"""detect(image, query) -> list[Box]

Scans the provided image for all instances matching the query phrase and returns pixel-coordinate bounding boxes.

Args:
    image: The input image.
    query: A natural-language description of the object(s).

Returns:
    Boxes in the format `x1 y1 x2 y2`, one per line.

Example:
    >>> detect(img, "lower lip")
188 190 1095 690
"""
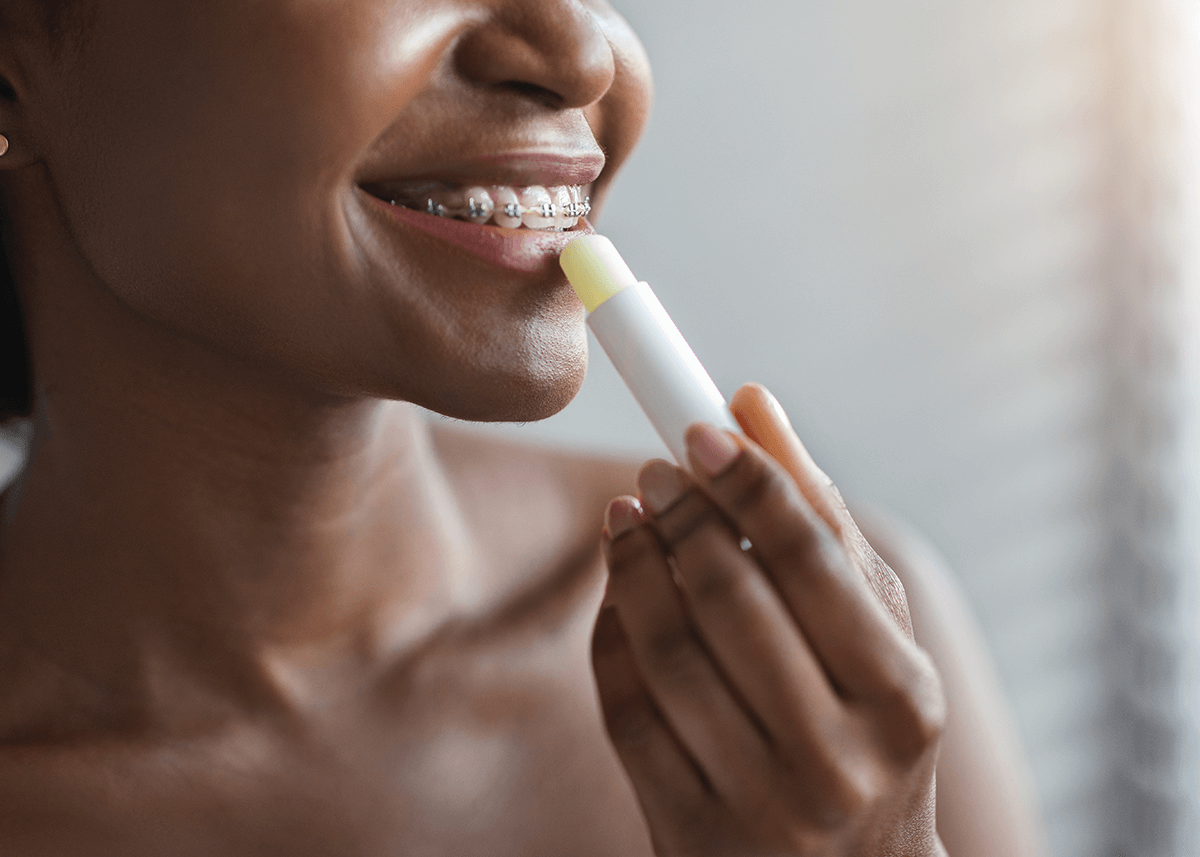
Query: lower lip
368 195 595 274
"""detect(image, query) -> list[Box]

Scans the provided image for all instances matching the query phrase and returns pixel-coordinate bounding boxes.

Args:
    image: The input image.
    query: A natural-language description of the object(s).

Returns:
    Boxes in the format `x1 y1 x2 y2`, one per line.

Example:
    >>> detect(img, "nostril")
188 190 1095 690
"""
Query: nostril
453 5 616 110
500 80 563 109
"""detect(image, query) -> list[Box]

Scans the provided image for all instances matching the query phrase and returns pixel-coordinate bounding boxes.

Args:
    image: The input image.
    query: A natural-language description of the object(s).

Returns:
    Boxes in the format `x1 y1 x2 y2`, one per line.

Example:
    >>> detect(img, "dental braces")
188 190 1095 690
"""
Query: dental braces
388 195 592 229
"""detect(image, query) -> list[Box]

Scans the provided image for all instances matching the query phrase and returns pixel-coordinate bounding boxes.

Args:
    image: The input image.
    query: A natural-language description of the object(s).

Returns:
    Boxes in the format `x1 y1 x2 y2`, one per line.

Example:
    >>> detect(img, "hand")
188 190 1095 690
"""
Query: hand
592 383 947 856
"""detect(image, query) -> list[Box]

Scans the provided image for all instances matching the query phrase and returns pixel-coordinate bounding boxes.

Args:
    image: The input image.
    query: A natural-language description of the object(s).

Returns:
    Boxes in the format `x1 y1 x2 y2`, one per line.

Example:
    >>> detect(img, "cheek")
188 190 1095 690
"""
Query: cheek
32 4 373 369
40 1 369 328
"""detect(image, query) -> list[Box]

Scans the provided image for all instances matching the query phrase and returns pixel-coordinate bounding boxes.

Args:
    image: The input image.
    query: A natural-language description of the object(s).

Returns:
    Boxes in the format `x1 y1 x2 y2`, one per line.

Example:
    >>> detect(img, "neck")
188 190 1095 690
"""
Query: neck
0 191 478 728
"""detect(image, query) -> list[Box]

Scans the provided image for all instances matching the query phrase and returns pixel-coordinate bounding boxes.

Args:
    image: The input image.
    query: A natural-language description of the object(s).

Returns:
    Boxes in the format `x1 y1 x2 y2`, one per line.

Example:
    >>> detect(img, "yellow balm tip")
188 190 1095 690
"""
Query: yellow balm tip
560 235 638 312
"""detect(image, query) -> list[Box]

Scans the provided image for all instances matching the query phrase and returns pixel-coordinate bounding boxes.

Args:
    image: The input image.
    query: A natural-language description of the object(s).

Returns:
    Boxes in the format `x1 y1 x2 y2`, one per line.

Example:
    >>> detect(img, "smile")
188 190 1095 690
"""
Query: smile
365 182 592 232
363 189 595 275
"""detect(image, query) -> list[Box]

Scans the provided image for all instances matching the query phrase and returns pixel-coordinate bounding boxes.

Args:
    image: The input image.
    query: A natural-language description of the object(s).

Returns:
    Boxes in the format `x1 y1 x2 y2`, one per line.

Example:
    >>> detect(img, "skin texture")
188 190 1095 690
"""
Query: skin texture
0 0 1044 854
595 388 946 856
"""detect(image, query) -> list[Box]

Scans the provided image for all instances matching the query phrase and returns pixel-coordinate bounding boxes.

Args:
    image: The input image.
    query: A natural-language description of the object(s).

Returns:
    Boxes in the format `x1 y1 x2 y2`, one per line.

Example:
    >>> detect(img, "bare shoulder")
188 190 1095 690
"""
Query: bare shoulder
431 421 638 498
853 506 1049 857
429 422 641 609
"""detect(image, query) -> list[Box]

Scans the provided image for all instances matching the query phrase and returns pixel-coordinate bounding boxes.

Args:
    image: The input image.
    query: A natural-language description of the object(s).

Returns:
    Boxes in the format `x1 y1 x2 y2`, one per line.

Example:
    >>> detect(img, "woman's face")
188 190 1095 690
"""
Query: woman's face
11 0 651 421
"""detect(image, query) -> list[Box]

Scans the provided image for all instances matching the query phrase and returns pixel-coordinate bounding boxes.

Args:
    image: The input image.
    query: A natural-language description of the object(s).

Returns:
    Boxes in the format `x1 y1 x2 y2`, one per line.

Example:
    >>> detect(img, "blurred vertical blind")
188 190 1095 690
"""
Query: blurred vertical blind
1103 3 1194 855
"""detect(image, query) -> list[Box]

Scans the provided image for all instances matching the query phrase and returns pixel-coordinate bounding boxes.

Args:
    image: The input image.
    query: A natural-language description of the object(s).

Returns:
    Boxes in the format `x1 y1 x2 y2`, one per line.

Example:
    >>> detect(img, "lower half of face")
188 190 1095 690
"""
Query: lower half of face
19 0 648 423
64 165 594 423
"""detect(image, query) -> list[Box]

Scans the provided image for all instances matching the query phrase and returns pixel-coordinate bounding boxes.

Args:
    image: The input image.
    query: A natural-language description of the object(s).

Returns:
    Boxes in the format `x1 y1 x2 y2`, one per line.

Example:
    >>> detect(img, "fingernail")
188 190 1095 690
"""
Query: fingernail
604 496 644 540
637 460 690 515
686 423 742 477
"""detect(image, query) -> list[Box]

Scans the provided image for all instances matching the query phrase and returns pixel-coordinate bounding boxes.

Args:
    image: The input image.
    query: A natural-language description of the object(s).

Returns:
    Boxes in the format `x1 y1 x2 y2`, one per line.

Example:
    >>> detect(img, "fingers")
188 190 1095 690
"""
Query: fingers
679 426 933 713
730 382 847 535
635 461 846 773
600 497 791 820
730 383 913 632
591 605 712 822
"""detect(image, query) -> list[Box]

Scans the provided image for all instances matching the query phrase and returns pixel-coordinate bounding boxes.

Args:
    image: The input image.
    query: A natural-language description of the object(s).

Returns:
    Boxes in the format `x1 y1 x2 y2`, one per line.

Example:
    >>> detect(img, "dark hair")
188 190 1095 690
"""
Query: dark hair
0 0 88 422
0 226 30 420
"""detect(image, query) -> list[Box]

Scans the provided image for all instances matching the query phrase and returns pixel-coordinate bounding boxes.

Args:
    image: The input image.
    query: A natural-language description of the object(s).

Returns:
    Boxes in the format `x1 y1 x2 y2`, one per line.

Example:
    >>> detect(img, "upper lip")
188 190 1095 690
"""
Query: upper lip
359 149 606 198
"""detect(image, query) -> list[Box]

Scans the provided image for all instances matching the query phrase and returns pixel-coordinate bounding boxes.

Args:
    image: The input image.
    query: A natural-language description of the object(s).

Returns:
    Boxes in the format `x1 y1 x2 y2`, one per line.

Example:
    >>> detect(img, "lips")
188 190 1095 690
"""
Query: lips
358 150 604 274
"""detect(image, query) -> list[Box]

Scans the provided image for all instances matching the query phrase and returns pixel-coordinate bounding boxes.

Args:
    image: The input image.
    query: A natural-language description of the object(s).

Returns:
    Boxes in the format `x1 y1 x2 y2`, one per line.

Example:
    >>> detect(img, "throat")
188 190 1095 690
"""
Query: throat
0 400 482 722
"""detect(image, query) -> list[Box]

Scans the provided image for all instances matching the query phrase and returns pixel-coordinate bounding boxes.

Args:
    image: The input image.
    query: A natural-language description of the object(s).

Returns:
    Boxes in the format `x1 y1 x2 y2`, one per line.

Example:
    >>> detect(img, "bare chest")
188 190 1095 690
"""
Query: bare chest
0 634 653 856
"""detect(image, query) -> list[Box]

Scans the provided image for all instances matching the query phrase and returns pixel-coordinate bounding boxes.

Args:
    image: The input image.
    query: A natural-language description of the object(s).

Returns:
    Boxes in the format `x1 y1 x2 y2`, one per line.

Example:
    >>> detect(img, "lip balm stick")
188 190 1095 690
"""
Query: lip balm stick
560 235 740 467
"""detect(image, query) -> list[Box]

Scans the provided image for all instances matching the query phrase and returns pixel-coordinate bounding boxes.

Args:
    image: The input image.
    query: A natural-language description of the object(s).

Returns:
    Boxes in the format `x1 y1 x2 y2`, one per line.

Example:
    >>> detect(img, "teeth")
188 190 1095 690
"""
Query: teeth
463 186 494 224
553 186 578 230
385 183 591 231
491 186 524 229
520 186 555 230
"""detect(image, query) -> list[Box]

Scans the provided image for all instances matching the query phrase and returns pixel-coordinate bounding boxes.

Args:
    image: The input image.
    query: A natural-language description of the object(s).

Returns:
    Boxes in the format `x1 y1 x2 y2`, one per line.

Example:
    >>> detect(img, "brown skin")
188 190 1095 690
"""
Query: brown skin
0 0 1042 854
594 388 946 856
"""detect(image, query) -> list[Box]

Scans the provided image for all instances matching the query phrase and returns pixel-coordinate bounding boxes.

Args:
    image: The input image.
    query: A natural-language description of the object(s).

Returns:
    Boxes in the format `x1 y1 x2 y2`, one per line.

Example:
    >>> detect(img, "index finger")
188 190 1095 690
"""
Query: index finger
683 422 924 704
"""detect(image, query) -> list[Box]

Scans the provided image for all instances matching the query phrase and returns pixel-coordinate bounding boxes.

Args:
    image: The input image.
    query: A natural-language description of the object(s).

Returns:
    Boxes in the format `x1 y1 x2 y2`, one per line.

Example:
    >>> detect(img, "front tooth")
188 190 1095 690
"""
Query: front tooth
552 187 577 230
567 186 584 219
520 186 555 230
463 186 494 224
491 186 523 229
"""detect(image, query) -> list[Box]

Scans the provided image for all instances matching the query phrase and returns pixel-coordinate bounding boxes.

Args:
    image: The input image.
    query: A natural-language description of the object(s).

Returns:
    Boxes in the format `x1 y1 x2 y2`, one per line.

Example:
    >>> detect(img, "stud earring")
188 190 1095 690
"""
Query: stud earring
0 136 10 157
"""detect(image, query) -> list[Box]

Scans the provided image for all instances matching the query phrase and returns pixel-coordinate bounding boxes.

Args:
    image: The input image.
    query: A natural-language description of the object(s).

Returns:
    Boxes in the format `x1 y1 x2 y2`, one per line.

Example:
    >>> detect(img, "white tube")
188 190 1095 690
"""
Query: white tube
587 282 740 466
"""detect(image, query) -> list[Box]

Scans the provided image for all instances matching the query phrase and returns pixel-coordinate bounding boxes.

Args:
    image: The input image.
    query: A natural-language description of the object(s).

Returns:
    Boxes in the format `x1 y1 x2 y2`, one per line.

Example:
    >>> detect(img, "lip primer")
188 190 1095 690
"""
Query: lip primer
559 235 740 467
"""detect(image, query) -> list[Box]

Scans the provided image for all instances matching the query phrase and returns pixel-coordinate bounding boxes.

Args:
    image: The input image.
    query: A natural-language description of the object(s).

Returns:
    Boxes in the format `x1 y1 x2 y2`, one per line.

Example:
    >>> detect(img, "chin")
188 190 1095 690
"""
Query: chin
429 343 589 425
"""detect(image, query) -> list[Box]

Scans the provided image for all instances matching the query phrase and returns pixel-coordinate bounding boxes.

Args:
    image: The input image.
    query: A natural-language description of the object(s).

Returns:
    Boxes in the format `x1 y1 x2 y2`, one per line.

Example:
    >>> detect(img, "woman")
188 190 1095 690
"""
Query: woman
0 0 1042 854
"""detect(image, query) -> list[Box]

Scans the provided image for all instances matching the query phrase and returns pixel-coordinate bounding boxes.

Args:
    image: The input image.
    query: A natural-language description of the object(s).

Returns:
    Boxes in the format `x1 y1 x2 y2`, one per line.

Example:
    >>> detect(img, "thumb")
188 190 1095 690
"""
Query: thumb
730 383 913 633
729 382 848 536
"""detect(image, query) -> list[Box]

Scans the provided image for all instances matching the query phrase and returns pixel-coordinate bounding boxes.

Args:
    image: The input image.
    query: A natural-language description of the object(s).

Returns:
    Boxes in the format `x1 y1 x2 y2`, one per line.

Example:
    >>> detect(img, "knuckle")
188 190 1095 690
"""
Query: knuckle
832 768 876 824
813 766 874 829
719 451 793 518
687 560 746 606
603 526 657 573
793 748 875 830
653 493 726 550
768 519 846 594
643 624 705 685
738 777 821 852
785 520 843 570
604 699 662 751
880 652 946 758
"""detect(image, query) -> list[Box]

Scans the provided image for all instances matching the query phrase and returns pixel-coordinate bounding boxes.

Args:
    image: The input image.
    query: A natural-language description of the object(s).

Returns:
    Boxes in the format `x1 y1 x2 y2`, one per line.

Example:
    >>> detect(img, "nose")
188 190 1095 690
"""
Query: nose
454 1 617 109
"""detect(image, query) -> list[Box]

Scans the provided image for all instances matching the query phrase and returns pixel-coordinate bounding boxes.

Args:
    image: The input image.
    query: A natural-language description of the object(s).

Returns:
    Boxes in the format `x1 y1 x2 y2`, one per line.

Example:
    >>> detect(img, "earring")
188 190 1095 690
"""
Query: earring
0 136 10 157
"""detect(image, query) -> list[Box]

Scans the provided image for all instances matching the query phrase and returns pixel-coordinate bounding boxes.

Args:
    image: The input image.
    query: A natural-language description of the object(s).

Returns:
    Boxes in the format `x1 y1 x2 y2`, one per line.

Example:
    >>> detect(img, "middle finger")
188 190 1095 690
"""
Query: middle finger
603 504 788 818
636 461 848 782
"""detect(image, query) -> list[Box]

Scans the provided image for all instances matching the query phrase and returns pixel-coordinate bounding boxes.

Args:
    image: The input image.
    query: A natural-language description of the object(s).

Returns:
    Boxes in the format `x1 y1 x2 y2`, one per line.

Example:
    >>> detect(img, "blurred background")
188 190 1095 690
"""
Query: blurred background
2 0 1198 854
493 0 1200 854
